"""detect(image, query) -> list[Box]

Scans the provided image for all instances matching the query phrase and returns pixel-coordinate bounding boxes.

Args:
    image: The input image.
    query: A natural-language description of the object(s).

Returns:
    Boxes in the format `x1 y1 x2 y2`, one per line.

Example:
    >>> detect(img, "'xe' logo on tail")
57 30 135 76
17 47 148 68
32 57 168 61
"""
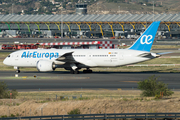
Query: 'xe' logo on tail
140 35 153 44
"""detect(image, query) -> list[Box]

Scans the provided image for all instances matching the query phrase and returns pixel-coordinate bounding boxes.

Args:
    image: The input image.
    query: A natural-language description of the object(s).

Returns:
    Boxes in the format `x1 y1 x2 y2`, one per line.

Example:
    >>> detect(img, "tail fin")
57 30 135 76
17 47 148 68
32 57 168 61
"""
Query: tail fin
128 21 161 52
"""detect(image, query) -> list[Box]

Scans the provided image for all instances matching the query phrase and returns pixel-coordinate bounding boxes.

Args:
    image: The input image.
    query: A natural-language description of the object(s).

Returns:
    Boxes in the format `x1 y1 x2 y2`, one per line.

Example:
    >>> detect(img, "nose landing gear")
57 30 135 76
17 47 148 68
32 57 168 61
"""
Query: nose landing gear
14 66 20 73
16 70 20 73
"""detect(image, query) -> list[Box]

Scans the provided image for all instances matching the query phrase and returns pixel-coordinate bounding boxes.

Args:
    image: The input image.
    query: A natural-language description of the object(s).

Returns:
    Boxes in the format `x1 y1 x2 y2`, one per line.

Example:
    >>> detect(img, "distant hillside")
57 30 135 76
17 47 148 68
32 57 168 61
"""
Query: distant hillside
88 0 180 14
0 0 179 15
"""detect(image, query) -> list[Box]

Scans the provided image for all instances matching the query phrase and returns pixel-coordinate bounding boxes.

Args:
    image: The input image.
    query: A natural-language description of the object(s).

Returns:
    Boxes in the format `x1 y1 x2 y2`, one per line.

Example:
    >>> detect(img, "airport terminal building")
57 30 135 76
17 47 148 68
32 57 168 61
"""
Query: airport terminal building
0 14 180 39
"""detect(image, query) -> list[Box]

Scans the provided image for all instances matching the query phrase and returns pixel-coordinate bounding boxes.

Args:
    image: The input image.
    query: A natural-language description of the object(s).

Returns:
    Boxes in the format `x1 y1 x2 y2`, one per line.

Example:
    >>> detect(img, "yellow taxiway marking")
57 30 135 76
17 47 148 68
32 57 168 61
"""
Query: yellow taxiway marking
22 76 27 78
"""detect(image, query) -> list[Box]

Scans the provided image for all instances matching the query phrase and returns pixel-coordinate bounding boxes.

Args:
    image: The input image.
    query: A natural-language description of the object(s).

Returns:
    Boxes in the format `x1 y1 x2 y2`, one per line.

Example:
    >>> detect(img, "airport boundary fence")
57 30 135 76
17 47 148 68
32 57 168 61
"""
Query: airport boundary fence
17 94 140 101
1 113 180 120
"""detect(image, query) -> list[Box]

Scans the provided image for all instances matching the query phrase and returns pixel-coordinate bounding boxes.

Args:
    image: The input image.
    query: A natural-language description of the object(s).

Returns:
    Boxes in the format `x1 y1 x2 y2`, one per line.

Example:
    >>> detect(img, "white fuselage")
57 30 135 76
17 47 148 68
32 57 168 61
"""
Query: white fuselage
3 21 161 73
3 49 155 68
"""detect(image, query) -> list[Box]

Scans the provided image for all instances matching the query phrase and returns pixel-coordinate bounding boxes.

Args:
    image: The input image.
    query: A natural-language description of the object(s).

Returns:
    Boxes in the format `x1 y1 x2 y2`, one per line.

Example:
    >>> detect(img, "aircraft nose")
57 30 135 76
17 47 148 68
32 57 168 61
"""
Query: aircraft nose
3 58 9 65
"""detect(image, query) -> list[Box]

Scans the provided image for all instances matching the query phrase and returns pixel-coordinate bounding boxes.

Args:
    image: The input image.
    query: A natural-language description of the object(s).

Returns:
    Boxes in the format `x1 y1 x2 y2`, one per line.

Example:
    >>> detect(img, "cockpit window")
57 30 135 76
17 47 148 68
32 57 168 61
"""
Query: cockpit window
8 55 10 57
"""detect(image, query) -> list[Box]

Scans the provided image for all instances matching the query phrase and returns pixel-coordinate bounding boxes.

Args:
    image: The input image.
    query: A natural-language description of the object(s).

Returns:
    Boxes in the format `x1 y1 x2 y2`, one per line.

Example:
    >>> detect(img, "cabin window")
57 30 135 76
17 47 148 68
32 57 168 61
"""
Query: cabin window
8 55 10 57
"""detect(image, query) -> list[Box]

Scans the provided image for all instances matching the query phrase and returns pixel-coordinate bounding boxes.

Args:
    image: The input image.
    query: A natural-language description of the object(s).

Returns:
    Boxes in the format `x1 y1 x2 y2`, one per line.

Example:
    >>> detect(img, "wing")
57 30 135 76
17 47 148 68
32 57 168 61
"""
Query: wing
55 51 86 70
56 51 76 63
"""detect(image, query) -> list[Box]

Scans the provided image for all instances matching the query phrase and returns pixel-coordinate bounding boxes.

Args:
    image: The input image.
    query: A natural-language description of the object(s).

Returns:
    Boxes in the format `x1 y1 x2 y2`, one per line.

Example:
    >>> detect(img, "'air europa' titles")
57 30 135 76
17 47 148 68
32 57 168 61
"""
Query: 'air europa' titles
21 51 59 59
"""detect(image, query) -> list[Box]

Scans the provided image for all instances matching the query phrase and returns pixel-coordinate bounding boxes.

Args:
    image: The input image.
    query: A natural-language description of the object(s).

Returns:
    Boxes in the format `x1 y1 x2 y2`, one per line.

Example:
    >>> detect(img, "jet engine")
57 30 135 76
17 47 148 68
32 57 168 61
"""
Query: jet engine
36 60 56 72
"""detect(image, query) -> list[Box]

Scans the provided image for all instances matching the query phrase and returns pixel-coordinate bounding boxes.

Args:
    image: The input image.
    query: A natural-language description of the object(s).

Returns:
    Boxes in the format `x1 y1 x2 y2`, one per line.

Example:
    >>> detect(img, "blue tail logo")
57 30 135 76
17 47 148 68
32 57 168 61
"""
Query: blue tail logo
129 21 161 52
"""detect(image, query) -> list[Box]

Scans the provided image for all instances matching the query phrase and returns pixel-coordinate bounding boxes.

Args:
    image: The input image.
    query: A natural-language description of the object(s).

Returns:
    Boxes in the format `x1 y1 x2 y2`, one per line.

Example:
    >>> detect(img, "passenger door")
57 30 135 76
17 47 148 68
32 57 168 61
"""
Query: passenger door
119 52 124 60
87 53 91 60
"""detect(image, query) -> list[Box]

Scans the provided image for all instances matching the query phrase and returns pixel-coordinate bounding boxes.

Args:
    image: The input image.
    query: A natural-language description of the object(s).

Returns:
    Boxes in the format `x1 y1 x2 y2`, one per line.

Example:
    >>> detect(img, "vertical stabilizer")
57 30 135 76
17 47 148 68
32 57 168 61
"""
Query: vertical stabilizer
128 21 161 52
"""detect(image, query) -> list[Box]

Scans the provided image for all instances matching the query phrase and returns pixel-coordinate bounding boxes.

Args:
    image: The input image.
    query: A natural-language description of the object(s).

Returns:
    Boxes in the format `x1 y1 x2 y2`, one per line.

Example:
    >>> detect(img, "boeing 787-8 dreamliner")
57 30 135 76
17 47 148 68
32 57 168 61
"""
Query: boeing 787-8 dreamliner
3 21 161 74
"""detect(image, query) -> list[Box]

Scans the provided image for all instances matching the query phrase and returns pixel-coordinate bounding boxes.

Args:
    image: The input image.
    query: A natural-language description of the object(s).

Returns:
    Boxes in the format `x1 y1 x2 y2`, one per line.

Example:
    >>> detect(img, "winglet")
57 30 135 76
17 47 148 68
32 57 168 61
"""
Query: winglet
128 21 161 52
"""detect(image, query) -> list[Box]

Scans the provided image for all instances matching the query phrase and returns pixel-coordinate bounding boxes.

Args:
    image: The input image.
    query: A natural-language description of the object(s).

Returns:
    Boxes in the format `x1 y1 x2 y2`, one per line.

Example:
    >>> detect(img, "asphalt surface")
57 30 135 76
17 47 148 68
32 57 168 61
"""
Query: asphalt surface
0 38 180 46
0 71 179 91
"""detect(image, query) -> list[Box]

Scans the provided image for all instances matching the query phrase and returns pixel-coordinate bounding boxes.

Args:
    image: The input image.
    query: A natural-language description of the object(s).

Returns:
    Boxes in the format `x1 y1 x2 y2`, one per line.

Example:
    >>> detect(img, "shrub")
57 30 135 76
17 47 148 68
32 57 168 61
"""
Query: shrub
0 81 18 99
138 75 174 97
68 108 81 117
155 94 162 99
10 114 15 117
10 89 18 99
0 81 8 99
59 96 64 100
79 97 90 100
1 115 7 118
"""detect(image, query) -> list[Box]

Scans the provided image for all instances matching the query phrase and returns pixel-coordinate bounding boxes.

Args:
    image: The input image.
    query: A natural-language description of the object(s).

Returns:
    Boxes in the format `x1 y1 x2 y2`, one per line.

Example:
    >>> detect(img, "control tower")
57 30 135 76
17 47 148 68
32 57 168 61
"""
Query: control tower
76 3 87 15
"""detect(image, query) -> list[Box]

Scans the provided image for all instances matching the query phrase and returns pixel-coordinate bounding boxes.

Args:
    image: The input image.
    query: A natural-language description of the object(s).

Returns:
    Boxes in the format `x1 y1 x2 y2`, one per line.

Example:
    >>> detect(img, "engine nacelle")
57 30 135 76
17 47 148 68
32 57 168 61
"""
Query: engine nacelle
36 60 56 72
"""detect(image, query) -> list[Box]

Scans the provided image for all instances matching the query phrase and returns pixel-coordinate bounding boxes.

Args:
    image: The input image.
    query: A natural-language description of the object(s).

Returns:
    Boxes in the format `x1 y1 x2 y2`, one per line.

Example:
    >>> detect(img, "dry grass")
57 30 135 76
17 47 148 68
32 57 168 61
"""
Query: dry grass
17 90 141 101
92 66 180 73
152 45 180 49
1 90 180 117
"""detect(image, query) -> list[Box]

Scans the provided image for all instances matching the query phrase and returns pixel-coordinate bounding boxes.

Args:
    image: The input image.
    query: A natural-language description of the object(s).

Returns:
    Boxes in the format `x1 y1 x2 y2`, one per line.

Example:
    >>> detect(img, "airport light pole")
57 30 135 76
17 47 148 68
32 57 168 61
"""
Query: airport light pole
153 1 154 22
12 3 14 14
61 3 63 38
97 2 99 14
118 6 120 14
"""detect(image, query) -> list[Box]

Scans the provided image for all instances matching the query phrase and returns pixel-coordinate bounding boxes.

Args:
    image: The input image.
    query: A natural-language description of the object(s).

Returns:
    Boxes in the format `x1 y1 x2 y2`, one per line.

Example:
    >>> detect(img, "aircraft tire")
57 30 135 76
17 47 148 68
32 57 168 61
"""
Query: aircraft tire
74 70 79 74
83 70 87 73
89 70 92 73
83 70 92 73
16 70 20 73
70 70 74 74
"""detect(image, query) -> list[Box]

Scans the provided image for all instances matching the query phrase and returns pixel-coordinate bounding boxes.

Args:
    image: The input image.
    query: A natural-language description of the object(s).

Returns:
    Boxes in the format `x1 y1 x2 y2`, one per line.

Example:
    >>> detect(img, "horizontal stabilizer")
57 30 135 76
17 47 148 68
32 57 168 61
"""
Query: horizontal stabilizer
157 52 172 55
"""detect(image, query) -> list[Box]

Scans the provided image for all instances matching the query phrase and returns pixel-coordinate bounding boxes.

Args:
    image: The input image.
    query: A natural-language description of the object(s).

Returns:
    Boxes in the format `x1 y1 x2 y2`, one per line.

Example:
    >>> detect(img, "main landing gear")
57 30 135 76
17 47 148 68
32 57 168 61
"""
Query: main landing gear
69 64 93 74
70 68 93 74
83 68 92 73
70 69 79 74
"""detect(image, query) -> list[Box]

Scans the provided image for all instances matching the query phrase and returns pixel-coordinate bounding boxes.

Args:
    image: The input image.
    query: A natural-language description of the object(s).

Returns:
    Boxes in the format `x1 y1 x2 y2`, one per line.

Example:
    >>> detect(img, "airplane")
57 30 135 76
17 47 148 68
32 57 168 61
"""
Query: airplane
3 21 161 74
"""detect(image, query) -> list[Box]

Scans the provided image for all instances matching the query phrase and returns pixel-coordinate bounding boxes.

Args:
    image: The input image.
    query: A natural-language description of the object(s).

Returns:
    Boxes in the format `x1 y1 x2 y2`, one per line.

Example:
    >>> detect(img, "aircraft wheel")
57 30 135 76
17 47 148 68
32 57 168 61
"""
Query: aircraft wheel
70 70 74 74
89 70 92 73
83 70 87 73
74 70 79 74
16 70 20 73
83 70 92 73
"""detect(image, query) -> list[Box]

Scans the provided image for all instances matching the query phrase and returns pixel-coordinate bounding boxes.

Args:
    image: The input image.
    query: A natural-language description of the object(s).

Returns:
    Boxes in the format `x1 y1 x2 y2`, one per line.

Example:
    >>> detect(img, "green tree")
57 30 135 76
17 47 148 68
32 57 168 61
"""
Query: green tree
138 75 174 97
17 12 21 15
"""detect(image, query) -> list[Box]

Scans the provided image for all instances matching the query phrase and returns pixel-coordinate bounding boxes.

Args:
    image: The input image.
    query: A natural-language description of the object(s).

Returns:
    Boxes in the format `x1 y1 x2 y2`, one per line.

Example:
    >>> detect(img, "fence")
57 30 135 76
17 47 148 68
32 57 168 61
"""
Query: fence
17 94 137 101
1 113 180 120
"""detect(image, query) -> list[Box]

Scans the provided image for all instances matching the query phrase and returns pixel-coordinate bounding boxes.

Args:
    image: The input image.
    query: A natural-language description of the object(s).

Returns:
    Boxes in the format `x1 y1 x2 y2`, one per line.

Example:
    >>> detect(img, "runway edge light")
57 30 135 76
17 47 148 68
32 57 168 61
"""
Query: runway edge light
15 74 18 77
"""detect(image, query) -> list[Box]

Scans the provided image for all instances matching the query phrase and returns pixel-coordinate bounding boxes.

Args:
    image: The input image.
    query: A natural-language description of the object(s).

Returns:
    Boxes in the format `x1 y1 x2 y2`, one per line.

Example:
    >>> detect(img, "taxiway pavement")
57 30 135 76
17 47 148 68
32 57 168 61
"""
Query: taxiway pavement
0 71 179 91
